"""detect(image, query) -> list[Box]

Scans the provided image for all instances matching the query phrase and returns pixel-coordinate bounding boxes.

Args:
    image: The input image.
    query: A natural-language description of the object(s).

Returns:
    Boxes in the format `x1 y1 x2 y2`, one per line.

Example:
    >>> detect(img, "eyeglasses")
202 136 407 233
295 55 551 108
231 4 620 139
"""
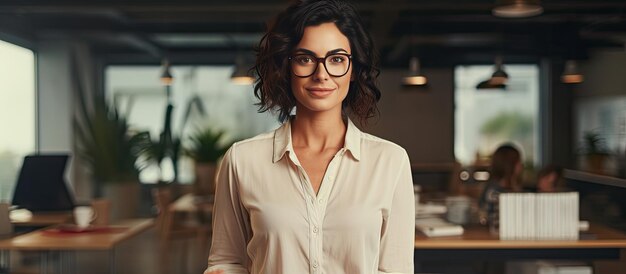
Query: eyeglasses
289 53 352 78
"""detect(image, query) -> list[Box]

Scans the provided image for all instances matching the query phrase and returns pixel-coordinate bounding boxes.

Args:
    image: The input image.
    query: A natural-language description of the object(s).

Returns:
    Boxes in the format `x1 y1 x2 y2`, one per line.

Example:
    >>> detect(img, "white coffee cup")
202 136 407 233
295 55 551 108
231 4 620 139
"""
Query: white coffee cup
445 196 471 225
74 206 96 228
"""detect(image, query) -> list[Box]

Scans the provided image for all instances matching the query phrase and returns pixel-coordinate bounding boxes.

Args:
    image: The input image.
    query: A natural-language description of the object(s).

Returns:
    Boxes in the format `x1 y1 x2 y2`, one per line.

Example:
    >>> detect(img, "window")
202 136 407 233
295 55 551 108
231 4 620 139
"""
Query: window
454 65 540 167
105 65 279 184
0 40 36 201
575 96 626 172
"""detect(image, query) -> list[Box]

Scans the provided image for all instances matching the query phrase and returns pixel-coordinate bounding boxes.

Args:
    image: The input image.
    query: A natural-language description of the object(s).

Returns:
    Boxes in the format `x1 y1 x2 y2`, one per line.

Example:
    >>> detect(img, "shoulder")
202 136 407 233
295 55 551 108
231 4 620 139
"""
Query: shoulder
224 129 276 162
360 132 409 159
233 130 275 148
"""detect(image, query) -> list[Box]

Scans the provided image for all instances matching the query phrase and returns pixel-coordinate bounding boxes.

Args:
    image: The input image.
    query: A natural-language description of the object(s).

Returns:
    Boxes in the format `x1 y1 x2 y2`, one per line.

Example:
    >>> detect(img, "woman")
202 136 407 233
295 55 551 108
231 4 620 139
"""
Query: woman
535 164 564 193
479 144 523 226
205 0 415 273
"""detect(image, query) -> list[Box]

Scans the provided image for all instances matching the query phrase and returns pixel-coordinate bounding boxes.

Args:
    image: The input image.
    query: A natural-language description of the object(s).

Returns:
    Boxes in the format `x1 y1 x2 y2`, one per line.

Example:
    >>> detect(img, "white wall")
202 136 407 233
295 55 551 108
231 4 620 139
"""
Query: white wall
37 40 93 202
37 41 73 152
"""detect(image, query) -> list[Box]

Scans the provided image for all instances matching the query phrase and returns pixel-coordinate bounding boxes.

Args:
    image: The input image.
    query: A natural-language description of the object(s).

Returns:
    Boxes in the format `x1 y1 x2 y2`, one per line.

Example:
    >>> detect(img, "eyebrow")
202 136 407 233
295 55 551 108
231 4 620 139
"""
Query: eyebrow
293 48 350 56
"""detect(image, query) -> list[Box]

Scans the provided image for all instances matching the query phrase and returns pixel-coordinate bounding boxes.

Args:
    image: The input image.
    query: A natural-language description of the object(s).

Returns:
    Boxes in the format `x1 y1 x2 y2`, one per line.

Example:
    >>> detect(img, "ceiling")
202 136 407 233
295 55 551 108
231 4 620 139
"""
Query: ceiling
1 0 626 66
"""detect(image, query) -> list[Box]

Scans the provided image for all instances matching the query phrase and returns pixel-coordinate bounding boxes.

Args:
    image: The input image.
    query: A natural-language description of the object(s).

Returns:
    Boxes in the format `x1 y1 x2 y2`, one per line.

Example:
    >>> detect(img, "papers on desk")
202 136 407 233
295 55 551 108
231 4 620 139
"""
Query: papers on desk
415 217 464 237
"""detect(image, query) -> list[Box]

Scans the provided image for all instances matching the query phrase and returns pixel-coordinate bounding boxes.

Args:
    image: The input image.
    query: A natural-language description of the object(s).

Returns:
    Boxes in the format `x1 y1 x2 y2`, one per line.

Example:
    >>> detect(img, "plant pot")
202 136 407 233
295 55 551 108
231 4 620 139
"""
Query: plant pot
585 154 608 175
194 162 217 196
102 182 140 221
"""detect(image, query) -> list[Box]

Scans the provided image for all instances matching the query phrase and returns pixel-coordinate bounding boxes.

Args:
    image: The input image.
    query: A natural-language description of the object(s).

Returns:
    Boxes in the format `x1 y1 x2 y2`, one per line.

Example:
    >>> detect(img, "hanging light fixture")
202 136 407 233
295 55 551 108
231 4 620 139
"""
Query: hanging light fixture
489 56 509 85
476 79 506 89
402 57 428 86
493 0 543 18
160 59 173 86
561 60 584 84
231 54 254 85
476 56 508 90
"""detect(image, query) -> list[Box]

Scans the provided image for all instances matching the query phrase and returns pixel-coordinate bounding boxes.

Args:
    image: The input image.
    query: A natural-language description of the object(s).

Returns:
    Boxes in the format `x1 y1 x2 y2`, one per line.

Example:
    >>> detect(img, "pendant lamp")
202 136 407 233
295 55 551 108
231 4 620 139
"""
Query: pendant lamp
160 59 173 86
561 60 584 84
493 0 543 18
476 56 508 89
231 54 254 85
402 57 428 86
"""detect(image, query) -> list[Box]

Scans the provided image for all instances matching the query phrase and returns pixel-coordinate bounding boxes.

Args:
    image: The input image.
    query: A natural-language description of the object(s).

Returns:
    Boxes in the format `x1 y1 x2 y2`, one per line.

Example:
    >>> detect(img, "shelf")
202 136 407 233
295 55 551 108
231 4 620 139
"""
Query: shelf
563 169 626 189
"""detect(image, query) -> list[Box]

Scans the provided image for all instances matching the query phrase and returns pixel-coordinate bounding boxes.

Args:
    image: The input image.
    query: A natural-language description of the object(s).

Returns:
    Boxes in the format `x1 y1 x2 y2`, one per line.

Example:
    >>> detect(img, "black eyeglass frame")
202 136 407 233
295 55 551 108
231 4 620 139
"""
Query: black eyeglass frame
288 53 353 78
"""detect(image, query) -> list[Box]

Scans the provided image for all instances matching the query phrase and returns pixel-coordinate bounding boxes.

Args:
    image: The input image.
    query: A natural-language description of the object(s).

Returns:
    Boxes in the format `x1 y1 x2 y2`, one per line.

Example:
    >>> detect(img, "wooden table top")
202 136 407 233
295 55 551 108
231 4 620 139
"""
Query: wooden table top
0 218 153 251
415 224 626 249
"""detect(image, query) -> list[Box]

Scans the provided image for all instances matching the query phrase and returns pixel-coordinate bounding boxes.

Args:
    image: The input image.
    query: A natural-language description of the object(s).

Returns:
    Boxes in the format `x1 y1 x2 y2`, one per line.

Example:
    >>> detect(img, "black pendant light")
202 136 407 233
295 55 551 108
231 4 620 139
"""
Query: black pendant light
160 59 173 86
476 56 508 90
402 57 428 86
230 54 254 85
561 60 584 84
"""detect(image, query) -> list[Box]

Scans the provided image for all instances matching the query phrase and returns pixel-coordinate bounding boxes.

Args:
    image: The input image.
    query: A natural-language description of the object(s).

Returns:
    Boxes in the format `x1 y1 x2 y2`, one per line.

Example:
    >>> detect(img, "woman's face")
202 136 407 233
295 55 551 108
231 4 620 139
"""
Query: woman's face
290 22 352 116
514 160 523 177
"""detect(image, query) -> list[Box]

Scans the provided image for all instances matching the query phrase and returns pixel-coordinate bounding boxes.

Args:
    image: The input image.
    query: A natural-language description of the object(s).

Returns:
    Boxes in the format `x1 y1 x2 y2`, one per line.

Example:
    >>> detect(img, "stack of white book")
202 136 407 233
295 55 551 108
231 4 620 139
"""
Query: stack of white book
499 192 579 240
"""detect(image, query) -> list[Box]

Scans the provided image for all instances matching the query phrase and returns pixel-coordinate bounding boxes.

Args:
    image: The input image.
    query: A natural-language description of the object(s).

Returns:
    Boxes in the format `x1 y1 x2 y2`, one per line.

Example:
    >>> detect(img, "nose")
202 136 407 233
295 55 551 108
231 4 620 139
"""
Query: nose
312 60 329 81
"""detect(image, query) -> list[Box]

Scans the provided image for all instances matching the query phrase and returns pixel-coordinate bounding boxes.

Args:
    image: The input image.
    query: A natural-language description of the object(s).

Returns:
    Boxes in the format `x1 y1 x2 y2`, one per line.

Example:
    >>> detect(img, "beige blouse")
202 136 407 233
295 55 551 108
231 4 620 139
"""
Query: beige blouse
205 119 415 274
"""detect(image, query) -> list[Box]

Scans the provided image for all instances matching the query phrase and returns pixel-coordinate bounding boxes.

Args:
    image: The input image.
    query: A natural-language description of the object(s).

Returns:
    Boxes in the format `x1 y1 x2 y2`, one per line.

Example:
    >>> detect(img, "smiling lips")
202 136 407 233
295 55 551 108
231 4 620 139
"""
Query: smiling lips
306 87 336 97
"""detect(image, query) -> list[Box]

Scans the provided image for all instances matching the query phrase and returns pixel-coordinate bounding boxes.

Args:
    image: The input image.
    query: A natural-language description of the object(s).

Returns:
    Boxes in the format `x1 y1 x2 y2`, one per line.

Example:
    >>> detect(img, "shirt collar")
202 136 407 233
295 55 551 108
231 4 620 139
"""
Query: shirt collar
272 118 362 163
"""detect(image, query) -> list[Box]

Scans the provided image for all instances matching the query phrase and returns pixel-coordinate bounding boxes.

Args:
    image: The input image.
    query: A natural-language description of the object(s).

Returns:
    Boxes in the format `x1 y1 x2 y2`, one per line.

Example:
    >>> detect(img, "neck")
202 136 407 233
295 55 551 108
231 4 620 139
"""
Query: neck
291 107 346 152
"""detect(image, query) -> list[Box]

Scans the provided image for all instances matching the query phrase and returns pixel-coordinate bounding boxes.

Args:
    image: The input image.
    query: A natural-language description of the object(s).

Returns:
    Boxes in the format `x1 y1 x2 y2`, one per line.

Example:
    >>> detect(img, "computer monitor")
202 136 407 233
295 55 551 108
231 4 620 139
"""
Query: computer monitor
12 154 75 212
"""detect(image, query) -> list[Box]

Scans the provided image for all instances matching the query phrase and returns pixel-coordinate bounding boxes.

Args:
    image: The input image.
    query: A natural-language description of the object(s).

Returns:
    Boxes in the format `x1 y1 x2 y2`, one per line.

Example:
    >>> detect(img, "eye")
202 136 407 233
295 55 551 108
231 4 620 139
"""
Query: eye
329 55 347 63
294 55 314 65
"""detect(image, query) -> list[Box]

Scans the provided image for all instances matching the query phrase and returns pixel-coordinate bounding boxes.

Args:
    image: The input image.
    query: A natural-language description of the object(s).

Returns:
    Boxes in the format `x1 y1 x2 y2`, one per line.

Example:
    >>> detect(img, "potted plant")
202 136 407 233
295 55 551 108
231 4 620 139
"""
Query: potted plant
185 127 231 195
141 95 206 184
73 58 150 221
581 131 611 174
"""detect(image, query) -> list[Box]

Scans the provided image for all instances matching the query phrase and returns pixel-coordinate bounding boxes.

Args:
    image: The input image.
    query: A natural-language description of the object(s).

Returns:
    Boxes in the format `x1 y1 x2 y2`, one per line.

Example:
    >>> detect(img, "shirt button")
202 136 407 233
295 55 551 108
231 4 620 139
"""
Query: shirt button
318 198 324 203
327 176 334 181
313 226 319 233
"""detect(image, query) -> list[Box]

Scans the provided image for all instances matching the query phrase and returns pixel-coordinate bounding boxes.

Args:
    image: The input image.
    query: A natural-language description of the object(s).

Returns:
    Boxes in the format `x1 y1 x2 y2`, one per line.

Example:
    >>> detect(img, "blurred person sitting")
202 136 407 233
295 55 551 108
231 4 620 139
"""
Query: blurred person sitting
534 164 565 192
479 144 524 225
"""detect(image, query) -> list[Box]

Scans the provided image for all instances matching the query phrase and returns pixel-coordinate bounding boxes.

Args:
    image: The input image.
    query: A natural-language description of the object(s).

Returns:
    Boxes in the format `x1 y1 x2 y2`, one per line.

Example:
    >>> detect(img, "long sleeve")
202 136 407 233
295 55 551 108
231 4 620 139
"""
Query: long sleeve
205 144 250 274
378 151 415 274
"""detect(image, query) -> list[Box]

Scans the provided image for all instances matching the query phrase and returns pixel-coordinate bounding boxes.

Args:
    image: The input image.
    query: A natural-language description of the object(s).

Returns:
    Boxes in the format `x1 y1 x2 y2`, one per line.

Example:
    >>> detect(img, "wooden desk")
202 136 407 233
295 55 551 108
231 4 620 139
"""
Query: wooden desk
0 218 153 274
414 224 626 261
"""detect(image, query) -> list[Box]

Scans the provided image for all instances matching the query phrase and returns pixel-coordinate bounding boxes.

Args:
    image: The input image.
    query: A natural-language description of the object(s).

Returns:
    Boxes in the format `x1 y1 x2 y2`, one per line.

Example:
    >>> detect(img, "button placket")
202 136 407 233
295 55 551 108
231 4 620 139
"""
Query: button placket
293 163 321 274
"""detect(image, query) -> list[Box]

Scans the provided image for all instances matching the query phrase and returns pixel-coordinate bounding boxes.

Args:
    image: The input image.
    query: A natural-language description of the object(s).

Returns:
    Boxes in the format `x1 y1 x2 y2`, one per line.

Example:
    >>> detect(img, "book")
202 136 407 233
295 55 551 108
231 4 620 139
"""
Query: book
499 192 579 240
415 217 464 237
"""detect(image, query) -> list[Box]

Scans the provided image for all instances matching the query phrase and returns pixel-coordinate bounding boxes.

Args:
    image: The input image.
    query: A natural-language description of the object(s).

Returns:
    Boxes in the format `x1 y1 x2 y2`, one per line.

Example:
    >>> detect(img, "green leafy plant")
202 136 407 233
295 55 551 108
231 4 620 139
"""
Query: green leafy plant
581 131 610 156
185 127 231 164
72 57 150 185
140 95 206 182
480 111 533 138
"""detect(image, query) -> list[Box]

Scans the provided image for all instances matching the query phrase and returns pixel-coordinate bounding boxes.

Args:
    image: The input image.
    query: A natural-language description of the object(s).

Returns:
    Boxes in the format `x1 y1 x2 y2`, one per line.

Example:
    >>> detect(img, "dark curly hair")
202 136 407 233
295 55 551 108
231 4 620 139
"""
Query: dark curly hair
253 0 381 125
